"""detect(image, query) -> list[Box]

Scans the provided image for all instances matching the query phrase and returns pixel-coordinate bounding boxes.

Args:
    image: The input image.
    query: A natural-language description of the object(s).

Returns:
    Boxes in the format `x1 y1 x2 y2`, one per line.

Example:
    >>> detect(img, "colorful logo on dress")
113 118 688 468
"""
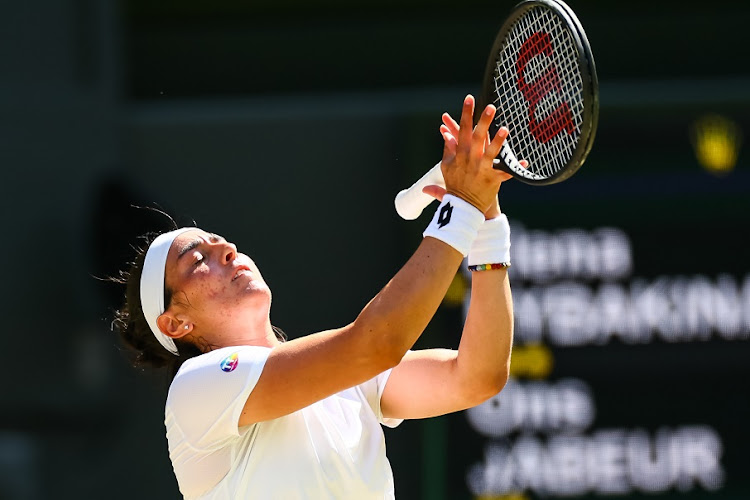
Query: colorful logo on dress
220 352 240 372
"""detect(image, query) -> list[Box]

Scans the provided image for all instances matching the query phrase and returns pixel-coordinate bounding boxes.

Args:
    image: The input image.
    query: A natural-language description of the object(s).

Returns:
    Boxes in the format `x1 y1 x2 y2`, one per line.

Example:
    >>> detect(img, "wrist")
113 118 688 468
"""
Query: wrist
423 194 484 257
445 189 486 214
468 214 511 268
484 204 501 220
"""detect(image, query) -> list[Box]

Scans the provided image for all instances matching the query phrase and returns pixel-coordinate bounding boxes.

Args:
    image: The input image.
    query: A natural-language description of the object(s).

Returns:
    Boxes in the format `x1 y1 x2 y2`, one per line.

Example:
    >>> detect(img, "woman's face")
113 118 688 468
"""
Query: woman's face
162 229 271 341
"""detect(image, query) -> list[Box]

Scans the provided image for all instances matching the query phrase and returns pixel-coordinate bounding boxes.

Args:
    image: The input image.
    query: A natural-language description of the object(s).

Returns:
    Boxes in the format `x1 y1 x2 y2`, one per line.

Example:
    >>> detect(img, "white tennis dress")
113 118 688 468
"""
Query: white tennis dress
165 346 402 499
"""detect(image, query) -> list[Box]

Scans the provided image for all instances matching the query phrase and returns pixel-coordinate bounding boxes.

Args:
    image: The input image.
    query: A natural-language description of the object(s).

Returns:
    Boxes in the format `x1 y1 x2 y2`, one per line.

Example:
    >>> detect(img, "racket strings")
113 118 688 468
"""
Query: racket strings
492 6 585 180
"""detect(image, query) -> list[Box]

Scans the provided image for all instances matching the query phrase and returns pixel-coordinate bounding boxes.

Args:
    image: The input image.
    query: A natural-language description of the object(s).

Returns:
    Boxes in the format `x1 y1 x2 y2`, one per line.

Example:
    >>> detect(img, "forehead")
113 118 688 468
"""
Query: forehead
165 229 223 269
170 229 211 256
163 230 216 284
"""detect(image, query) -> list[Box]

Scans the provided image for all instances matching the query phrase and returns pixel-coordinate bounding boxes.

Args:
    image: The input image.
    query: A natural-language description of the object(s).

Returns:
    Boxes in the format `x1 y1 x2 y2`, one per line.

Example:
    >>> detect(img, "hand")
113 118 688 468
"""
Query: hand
424 96 528 219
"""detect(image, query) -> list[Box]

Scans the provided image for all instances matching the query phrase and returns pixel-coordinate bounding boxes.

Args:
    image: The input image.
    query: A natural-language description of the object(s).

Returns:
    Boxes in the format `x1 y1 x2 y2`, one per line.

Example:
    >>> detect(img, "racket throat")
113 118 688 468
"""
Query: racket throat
496 142 523 174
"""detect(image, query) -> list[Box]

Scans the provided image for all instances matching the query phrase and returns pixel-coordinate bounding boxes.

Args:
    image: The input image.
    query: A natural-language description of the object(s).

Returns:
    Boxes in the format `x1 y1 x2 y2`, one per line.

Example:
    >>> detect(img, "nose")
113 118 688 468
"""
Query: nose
220 241 237 264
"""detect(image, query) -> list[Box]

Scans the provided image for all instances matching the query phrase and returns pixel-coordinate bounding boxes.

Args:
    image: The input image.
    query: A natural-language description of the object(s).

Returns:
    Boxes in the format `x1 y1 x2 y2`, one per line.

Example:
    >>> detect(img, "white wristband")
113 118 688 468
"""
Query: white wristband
423 195 484 256
468 214 511 266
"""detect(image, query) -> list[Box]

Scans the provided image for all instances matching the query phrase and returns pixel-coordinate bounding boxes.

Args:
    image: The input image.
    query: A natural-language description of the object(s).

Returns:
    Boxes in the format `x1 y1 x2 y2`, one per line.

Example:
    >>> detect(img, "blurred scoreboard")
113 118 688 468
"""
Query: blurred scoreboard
430 94 749 500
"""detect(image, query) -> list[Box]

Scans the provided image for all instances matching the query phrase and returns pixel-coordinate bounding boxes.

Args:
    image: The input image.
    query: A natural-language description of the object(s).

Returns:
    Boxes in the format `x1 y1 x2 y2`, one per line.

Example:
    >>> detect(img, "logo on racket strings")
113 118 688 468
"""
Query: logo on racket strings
220 352 240 373
437 202 453 228
516 32 575 143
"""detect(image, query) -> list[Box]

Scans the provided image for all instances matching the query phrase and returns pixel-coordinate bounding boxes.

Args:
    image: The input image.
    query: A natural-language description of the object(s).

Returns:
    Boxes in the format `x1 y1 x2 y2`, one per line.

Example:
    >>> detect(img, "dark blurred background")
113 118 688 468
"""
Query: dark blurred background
1 1 748 499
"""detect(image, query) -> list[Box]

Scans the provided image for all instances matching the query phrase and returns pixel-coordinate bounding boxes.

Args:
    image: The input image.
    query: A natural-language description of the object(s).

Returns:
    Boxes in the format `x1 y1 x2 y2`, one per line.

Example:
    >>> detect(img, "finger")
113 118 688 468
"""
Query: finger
457 95 475 156
442 113 460 138
442 132 457 164
485 126 509 159
520 159 529 168
422 184 447 202
472 104 496 154
440 128 455 142
441 129 457 153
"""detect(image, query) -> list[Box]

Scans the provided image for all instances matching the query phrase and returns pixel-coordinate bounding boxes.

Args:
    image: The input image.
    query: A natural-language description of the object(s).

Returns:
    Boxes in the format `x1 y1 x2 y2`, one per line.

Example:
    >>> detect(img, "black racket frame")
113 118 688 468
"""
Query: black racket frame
477 0 599 186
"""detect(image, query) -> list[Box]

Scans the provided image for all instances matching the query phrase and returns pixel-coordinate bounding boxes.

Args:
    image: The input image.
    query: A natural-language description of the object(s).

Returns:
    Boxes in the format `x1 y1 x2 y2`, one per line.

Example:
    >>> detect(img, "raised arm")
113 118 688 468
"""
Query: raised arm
380 241 513 419
240 95 506 425
380 110 522 420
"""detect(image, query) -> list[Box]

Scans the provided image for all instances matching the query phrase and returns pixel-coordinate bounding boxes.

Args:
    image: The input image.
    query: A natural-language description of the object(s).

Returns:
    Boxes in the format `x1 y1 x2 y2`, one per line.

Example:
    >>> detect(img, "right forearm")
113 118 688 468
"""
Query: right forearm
352 95 508 365
353 237 463 362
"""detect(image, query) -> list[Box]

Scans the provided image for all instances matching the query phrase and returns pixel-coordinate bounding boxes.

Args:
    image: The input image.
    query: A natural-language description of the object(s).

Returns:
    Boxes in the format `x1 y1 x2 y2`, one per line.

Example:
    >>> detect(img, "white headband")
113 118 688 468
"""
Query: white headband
140 227 196 355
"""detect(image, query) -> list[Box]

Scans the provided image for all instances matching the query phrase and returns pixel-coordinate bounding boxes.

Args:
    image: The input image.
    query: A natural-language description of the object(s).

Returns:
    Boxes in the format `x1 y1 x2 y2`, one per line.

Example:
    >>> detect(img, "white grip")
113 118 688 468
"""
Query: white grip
394 162 446 220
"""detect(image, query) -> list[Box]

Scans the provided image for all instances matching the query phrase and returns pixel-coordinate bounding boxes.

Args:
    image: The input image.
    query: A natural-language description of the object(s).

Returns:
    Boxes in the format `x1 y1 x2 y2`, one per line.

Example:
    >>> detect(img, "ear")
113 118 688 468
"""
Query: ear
156 311 192 340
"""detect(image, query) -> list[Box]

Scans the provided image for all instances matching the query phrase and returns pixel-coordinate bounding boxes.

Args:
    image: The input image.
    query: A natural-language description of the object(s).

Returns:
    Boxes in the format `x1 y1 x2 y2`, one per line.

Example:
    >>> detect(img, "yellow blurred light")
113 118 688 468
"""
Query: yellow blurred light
509 342 554 379
690 114 742 175
442 272 468 306
476 493 529 500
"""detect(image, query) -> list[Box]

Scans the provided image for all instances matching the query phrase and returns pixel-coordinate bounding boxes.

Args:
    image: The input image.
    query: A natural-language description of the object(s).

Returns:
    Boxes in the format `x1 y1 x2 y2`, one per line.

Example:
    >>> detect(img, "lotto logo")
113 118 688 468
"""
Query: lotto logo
438 202 453 228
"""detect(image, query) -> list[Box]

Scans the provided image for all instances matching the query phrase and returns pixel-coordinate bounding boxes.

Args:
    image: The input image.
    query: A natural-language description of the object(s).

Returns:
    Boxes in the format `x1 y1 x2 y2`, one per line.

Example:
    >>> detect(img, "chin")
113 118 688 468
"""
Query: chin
242 282 272 305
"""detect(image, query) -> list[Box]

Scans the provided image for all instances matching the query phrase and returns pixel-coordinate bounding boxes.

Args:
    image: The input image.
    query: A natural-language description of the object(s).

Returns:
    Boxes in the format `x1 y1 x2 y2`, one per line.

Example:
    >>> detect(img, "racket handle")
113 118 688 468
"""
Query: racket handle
394 162 446 220
394 158 507 220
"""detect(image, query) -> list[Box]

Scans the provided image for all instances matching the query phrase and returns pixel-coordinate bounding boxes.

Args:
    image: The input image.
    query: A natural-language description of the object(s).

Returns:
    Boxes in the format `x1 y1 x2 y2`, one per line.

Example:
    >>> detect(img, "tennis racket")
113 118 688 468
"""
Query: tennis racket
395 0 598 220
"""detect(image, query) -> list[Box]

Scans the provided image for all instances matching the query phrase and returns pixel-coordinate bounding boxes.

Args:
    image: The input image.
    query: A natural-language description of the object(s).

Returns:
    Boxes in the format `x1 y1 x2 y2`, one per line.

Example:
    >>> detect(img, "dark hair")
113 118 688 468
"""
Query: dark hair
110 229 286 381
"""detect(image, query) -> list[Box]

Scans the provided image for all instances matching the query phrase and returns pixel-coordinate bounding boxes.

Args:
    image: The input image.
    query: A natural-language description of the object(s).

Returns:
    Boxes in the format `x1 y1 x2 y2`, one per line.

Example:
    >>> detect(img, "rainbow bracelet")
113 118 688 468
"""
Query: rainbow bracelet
468 263 511 272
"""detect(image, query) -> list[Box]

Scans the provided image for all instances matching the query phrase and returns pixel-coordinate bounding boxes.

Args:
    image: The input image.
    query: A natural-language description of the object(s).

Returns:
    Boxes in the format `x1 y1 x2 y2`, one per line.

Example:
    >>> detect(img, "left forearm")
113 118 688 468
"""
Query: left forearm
380 268 514 419
456 268 513 396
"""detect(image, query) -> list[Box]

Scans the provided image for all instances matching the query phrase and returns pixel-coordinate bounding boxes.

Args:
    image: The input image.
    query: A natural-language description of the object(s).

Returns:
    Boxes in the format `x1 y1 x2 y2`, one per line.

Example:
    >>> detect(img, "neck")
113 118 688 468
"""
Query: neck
255 321 282 348
194 314 279 351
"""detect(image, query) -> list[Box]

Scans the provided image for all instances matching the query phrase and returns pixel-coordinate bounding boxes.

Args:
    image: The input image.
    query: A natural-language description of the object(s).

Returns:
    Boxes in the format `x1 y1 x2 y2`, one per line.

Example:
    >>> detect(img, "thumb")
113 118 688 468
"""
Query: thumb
422 184 447 201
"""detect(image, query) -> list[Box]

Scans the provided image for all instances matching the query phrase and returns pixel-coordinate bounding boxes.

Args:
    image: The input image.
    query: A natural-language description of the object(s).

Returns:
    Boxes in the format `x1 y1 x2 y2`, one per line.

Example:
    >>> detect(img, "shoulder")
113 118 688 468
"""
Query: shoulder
169 346 272 400
166 346 273 449
177 345 271 374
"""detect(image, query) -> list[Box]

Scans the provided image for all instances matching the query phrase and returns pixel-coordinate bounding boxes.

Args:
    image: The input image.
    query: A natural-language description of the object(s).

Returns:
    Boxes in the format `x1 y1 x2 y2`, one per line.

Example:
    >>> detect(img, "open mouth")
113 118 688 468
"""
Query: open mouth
232 267 251 281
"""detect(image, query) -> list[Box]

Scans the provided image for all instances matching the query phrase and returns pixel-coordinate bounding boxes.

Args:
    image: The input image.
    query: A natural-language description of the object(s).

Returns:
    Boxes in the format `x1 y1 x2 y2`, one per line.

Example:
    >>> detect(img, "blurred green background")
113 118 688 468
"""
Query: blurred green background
1 1 748 499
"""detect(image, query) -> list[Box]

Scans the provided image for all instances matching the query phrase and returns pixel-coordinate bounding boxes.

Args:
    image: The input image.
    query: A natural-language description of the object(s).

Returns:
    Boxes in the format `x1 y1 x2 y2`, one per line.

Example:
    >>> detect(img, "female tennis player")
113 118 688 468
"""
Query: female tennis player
112 95 521 499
